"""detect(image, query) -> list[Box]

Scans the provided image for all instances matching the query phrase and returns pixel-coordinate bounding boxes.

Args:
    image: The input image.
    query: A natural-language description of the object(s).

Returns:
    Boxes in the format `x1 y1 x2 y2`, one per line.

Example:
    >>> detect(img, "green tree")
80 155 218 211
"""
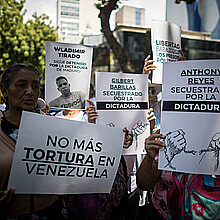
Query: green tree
0 0 58 77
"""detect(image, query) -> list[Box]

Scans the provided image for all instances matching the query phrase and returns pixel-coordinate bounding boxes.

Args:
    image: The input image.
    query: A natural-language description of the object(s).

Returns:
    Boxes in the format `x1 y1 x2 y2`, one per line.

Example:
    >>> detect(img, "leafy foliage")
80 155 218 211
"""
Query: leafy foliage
0 0 58 78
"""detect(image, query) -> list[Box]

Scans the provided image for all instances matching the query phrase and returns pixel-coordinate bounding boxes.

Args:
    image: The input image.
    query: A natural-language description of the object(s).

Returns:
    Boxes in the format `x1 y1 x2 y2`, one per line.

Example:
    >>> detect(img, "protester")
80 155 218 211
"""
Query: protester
59 99 134 219
136 130 168 219
121 58 158 219
137 51 220 219
0 63 65 219
137 129 220 219
0 63 134 220
142 50 186 129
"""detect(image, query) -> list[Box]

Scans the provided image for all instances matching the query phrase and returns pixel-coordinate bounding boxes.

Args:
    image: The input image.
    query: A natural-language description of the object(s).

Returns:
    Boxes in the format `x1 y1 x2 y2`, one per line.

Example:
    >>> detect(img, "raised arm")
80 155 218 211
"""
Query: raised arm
142 55 157 75
136 129 165 190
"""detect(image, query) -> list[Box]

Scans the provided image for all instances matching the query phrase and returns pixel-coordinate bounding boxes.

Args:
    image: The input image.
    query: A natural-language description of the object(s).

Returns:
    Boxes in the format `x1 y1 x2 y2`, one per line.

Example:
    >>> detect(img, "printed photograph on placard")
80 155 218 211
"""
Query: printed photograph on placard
45 41 93 110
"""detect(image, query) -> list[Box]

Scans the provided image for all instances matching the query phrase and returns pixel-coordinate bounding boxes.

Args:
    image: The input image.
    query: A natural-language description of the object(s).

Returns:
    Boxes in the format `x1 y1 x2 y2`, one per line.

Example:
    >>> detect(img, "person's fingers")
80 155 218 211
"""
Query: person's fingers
0 189 15 205
148 108 153 113
145 142 164 150
146 64 157 69
178 49 186 61
148 111 155 119
144 55 151 62
87 99 95 107
123 134 133 148
88 111 98 116
179 49 184 57
149 116 156 122
123 127 129 134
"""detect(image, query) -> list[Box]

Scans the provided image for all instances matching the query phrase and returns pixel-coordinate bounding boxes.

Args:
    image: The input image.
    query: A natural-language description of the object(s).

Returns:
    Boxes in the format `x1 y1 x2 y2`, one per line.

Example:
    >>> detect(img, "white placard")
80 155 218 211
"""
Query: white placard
151 19 181 84
96 72 150 155
45 41 93 110
159 60 220 175
8 111 124 194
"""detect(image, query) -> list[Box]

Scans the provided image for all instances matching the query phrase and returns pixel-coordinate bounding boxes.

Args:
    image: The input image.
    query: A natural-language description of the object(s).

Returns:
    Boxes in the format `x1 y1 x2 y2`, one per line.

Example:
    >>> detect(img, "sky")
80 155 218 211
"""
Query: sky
23 0 166 30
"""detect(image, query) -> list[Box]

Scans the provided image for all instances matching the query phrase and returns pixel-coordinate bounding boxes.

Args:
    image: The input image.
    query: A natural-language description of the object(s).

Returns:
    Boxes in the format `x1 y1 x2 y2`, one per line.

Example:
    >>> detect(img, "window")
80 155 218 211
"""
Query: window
61 6 79 17
136 8 141 25
61 0 79 3
60 22 79 36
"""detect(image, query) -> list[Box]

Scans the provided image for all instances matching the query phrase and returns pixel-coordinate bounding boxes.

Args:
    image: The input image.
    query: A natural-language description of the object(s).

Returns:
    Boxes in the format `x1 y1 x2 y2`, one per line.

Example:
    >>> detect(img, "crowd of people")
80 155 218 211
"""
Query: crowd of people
0 49 219 220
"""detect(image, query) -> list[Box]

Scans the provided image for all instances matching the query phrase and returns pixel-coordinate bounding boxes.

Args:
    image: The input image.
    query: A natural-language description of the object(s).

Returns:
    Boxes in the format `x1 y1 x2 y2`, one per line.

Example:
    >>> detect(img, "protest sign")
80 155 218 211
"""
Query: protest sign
151 19 181 84
96 72 150 155
8 111 124 194
45 41 93 110
159 60 220 175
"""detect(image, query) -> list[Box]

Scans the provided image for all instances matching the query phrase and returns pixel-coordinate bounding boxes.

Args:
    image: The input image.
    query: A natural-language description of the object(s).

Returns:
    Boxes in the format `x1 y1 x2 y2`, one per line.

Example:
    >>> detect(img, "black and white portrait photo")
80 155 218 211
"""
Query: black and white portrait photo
49 76 86 109
45 41 93 110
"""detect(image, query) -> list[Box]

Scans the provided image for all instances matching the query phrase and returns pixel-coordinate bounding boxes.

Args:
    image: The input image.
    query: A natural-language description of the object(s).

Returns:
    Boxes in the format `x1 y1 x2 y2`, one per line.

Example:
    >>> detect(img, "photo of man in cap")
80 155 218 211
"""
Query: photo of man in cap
49 76 85 109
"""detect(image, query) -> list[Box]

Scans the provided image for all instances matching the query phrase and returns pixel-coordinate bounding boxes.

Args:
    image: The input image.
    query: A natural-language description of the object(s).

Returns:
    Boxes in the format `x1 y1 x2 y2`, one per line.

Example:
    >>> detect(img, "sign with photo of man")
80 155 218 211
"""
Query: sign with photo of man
45 41 93 110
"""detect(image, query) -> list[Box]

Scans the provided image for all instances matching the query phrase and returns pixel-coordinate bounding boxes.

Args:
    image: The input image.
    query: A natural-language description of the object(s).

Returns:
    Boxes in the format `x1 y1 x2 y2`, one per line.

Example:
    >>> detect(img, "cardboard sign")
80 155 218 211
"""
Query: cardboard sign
45 41 93 110
151 19 181 84
96 72 150 155
159 60 220 175
8 111 124 194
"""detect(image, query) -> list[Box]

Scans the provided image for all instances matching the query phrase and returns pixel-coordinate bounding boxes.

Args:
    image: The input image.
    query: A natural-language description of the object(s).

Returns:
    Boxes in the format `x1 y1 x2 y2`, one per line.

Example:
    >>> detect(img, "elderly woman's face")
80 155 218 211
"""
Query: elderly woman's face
2 68 40 113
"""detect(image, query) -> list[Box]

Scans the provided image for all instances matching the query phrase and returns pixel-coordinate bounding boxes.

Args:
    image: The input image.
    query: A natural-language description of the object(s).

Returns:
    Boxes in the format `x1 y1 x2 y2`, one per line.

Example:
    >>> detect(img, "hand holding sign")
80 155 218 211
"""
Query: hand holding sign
142 55 157 75
144 129 166 159
123 127 133 149
0 189 15 207
86 99 98 124
148 108 156 131
177 50 186 61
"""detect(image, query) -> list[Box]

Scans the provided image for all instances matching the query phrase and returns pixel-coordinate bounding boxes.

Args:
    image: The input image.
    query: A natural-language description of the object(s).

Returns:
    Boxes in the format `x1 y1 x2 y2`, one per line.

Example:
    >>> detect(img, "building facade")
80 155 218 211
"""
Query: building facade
115 5 145 27
57 0 101 44
167 0 220 40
